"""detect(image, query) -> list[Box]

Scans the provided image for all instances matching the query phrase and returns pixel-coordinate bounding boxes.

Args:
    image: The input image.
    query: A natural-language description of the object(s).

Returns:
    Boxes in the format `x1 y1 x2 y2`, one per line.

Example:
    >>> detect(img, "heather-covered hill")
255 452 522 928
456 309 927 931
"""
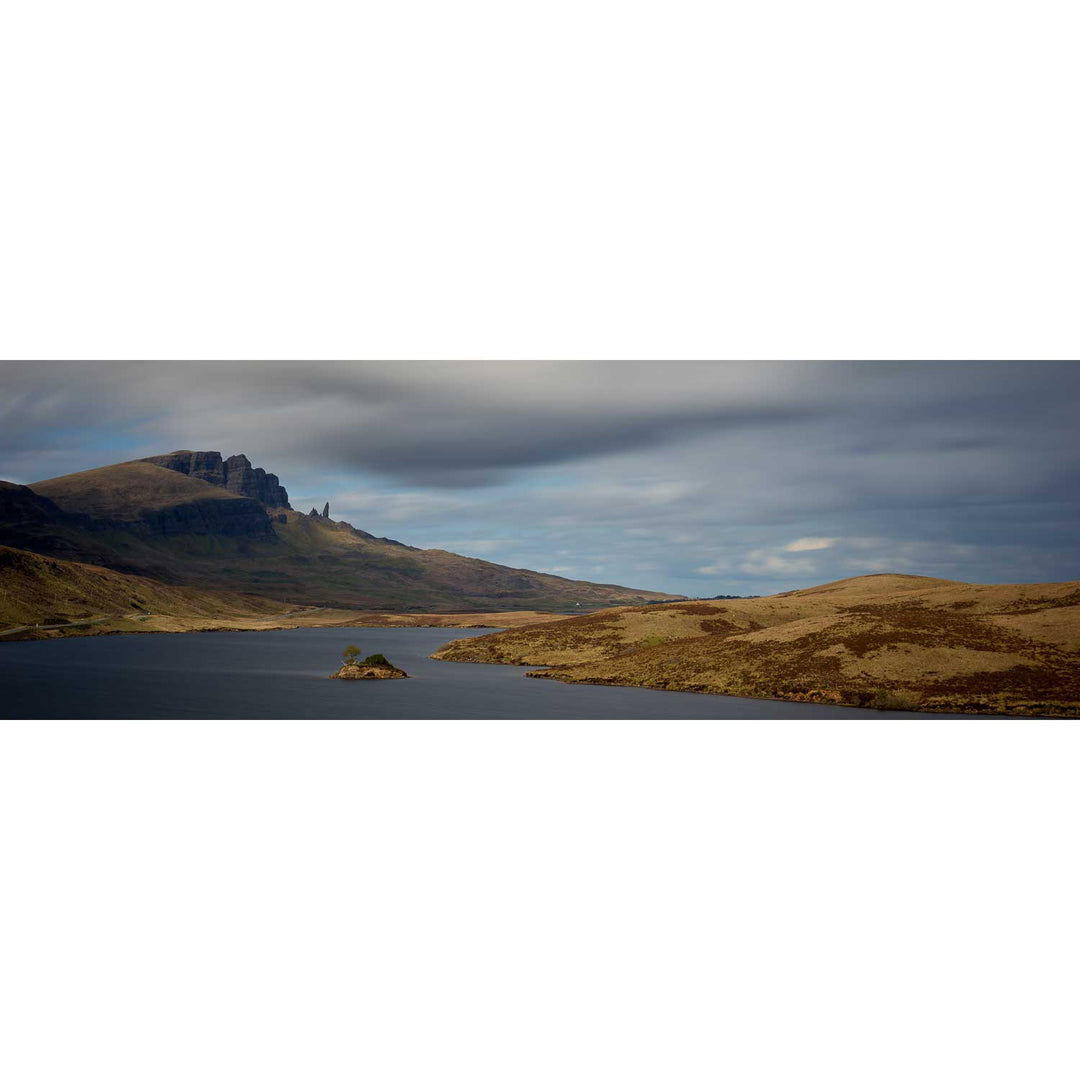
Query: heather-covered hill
433 574 1080 716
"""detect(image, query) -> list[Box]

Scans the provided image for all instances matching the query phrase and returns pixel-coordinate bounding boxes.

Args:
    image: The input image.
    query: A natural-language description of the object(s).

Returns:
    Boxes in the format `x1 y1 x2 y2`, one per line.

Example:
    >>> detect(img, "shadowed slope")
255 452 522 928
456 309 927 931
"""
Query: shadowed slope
0 543 578 639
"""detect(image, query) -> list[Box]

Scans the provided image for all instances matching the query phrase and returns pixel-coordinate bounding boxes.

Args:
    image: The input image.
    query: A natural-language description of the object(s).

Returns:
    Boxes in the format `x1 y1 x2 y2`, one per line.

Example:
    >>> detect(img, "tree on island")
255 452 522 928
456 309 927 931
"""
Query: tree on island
341 645 399 670
329 646 406 679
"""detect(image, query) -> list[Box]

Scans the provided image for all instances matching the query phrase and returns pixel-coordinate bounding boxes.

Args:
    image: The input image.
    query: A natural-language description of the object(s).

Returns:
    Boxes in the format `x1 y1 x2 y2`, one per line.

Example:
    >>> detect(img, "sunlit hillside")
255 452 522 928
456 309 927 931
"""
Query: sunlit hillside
433 574 1080 716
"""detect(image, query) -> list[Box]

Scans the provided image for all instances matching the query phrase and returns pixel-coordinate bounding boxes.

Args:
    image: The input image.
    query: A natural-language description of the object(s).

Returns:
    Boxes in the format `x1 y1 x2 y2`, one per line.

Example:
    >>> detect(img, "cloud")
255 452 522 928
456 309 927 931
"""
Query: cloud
2 360 1079 594
438 539 514 555
324 489 473 525
695 561 731 577
0 360 828 488
784 537 838 552
738 549 818 577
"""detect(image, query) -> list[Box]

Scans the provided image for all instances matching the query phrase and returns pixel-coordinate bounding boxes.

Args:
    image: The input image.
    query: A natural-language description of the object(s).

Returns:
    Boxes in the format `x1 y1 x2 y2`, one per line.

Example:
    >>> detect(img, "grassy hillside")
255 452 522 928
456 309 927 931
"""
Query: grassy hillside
33 461 239 518
0 544 286 631
0 544 574 639
432 574 1080 716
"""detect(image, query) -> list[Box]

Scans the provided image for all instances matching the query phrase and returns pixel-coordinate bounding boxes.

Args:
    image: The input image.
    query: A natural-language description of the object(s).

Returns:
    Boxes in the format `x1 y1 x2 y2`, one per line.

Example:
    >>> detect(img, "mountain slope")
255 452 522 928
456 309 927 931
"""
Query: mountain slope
433 574 1080 716
0 544 575 638
0 480 141 568
32 461 277 538
0 544 287 630
5 453 682 612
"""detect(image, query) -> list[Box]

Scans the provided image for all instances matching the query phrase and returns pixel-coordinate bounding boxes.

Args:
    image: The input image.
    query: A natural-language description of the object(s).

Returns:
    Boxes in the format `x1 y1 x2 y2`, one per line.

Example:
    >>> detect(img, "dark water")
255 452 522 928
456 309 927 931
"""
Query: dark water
0 627 978 720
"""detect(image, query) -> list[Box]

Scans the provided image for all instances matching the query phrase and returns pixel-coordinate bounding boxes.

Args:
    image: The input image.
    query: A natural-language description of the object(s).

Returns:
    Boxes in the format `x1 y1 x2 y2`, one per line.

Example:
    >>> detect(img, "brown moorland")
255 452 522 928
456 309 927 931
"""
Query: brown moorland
432 574 1080 717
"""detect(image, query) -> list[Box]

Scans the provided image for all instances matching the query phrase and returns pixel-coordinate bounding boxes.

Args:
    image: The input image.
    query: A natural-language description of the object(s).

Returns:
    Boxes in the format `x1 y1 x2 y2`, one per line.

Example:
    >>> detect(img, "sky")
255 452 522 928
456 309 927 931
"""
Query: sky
1 360 1078 596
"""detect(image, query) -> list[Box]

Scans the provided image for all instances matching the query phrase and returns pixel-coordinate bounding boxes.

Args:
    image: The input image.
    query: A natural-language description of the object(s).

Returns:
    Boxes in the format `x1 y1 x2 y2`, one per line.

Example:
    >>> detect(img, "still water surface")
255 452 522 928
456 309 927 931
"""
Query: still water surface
0 627 974 719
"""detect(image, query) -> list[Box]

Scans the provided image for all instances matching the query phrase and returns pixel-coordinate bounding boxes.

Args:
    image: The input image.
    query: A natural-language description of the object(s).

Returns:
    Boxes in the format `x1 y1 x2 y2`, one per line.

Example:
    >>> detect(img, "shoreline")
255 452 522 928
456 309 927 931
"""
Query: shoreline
522 667 1071 718
429 650 1078 720
0 608 571 643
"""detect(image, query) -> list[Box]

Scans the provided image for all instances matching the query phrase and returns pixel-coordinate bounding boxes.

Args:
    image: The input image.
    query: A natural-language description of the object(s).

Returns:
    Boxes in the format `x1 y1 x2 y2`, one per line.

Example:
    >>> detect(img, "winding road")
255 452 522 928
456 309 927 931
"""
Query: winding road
0 616 114 638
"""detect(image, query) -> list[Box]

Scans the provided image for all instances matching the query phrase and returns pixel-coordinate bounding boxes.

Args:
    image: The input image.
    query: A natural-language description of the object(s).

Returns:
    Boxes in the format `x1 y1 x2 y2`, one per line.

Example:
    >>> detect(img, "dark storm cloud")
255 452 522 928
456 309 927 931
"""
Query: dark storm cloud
1 360 829 484
1 360 1078 592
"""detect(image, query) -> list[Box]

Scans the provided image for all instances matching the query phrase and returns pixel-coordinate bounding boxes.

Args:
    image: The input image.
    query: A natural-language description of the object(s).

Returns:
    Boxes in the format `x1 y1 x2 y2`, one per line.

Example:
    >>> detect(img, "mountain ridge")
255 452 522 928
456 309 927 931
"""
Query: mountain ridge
2 452 683 612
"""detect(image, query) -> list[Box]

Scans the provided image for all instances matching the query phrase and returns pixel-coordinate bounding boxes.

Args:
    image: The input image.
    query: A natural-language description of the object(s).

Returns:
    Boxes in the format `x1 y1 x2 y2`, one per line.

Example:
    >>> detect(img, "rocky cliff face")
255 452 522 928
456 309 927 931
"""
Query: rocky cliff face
135 497 278 539
223 454 290 507
143 451 291 508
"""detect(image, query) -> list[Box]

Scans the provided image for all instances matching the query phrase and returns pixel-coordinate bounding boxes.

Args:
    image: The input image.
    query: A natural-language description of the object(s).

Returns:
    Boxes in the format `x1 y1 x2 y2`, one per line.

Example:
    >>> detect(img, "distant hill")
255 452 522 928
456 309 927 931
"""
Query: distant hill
433 573 1080 716
1 452 682 613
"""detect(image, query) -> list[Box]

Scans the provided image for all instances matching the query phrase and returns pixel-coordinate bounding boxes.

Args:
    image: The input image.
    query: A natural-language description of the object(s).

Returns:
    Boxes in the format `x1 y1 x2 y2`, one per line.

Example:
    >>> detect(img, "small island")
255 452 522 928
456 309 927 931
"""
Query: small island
330 645 408 680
